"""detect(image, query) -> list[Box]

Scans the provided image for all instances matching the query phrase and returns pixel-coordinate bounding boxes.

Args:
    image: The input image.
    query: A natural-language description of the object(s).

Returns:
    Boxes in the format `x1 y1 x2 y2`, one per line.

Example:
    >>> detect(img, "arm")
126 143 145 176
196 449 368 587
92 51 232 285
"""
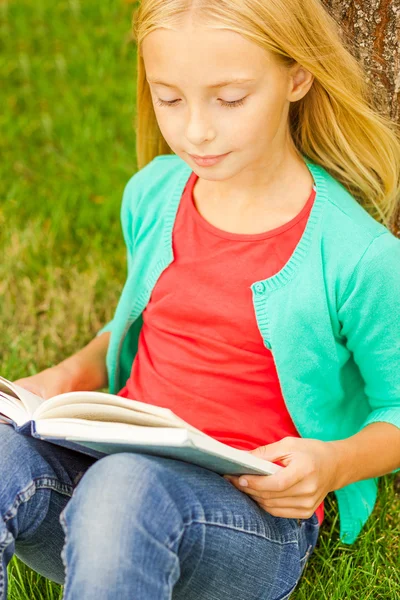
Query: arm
57 331 111 392
329 421 400 489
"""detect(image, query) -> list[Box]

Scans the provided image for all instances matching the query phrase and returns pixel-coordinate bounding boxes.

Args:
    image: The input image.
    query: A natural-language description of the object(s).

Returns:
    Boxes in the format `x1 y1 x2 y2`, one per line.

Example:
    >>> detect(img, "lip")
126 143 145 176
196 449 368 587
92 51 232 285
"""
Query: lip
189 152 230 166
190 153 227 159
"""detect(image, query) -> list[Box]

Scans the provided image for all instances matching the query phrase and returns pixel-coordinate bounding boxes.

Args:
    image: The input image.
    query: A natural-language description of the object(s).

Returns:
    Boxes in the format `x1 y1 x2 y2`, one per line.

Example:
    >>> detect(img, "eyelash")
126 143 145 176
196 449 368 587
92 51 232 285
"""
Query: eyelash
155 97 247 109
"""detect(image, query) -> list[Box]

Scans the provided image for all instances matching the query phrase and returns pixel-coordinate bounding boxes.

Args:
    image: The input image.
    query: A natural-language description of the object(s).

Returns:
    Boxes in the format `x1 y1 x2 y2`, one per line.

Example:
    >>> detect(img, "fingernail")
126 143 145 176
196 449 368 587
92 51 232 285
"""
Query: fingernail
239 478 248 487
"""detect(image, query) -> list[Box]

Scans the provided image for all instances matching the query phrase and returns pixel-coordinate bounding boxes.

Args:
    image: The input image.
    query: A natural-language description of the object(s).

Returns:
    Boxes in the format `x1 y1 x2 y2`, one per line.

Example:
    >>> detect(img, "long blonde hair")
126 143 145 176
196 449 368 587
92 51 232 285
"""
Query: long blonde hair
131 0 400 233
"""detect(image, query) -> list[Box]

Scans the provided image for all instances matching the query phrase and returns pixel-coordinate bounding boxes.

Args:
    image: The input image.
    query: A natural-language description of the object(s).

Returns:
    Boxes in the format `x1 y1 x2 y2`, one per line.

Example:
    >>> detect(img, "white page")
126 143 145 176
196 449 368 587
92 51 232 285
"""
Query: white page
0 393 28 426
39 402 191 429
37 390 181 420
34 391 202 434
0 376 44 417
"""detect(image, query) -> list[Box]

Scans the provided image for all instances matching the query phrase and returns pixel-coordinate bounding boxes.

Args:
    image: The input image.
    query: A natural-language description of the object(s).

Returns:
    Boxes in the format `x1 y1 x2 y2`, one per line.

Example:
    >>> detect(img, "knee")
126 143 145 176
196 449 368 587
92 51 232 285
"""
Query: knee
62 453 164 517
60 454 190 596
59 453 189 562
60 453 181 532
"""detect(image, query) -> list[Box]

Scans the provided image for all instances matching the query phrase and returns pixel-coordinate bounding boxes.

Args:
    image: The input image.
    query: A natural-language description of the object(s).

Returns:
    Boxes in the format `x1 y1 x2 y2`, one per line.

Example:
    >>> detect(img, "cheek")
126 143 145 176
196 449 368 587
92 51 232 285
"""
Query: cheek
244 105 282 149
154 112 179 142
231 97 279 144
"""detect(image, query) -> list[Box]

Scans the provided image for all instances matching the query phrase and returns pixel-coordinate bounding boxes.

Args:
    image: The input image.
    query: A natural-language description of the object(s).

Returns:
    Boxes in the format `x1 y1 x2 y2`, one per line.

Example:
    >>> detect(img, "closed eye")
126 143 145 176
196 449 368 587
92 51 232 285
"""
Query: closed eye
155 97 247 109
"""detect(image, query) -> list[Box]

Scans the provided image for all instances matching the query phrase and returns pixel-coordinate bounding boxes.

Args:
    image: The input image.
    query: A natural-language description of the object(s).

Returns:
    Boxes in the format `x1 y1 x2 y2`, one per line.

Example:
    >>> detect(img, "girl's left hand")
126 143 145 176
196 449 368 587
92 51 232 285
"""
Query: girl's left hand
223 437 340 519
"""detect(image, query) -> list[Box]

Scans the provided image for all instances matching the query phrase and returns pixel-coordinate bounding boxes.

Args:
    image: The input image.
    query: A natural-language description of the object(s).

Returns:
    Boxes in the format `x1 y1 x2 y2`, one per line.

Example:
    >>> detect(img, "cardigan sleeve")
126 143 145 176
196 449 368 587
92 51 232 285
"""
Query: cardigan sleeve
337 231 400 473
96 176 136 337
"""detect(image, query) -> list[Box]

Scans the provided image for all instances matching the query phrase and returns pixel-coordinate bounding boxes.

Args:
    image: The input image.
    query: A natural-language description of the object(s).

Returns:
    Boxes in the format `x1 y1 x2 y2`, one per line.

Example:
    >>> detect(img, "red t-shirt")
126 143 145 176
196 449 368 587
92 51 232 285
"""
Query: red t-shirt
118 171 324 525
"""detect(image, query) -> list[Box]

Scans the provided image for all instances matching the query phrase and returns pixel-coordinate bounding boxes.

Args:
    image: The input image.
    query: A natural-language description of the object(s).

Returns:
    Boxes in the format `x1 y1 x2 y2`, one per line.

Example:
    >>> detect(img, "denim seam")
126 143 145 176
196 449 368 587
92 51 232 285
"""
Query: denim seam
300 544 313 565
0 530 13 598
278 544 313 600
58 480 81 594
2 477 73 525
59 503 70 596
166 518 298 551
279 582 299 600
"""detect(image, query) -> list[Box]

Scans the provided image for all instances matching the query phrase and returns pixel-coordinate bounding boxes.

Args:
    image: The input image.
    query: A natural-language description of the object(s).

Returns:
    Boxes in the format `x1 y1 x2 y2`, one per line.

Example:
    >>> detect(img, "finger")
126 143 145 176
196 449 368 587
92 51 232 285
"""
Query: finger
257 504 317 519
249 494 317 511
250 437 298 464
224 474 305 498
234 488 317 519
239 464 306 493
224 463 305 496
234 485 312 507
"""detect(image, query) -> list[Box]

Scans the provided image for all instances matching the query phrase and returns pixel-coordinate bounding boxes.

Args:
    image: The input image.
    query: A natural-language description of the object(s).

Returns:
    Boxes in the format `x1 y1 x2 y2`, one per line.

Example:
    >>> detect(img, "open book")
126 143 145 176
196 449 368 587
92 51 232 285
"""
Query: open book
0 376 283 477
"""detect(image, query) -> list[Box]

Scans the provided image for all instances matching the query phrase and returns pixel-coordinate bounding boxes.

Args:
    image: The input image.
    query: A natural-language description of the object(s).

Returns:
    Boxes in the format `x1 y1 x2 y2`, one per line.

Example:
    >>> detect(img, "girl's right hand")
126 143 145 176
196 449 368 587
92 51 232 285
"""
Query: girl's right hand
12 363 78 400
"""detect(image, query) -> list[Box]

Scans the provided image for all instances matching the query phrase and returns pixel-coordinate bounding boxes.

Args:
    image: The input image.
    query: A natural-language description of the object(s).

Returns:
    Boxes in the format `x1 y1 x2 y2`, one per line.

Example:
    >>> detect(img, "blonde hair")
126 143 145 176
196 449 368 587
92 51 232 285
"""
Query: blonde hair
132 0 400 233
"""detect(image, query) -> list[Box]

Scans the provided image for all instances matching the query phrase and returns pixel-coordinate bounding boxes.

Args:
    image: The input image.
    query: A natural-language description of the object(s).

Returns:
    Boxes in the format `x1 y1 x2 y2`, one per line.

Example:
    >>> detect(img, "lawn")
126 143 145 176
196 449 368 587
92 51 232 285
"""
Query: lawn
1 1 399 598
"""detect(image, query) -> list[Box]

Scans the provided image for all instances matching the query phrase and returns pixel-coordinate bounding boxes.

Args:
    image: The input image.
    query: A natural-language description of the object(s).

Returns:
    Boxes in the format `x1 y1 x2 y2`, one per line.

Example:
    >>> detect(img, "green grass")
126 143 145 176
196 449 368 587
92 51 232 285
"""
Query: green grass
1 1 399 598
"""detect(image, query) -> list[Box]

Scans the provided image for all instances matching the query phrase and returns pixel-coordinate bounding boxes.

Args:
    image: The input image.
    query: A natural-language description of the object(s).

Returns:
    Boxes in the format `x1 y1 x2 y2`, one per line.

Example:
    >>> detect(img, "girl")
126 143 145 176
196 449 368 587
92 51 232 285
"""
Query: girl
2 0 400 598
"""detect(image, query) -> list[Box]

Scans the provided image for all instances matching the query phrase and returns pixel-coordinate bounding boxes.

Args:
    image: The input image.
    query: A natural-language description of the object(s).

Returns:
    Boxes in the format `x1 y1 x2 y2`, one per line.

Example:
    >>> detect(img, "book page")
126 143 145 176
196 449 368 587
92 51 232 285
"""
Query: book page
0 393 28 426
0 376 44 417
34 391 203 435
37 390 180 419
38 402 196 430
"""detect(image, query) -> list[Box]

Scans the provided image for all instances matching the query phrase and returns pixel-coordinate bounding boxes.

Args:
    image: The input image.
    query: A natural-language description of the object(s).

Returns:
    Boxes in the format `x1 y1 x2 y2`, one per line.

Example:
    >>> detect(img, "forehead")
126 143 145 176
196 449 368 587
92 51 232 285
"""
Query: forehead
142 25 273 82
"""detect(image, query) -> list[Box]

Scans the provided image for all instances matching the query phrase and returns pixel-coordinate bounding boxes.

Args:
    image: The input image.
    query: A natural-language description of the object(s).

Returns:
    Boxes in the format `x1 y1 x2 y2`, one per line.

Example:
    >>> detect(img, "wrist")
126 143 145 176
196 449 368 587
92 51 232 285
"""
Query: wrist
53 359 84 392
56 355 107 392
327 439 356 490
54 332 110 392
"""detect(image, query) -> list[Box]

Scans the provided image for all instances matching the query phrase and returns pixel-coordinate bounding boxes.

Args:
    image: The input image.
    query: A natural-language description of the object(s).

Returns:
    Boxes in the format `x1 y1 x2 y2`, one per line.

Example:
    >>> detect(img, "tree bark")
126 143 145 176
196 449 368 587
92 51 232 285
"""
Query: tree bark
322 0 400 236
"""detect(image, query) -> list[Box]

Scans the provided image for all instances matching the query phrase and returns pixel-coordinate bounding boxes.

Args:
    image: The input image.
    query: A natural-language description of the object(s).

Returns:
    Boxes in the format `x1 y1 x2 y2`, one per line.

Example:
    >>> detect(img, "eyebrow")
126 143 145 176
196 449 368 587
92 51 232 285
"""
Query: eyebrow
147 77 256 89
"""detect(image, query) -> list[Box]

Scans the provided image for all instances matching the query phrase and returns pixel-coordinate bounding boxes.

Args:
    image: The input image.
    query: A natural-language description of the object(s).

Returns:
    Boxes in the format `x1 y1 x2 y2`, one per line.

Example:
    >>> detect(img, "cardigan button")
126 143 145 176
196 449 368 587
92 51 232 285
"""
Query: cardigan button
254 282 266 294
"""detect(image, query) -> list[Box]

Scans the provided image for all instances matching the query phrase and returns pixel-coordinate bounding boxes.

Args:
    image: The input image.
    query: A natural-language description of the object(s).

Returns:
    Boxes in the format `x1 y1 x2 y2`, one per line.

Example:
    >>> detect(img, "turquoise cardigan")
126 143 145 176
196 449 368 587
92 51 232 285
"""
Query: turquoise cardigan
98 153 400 545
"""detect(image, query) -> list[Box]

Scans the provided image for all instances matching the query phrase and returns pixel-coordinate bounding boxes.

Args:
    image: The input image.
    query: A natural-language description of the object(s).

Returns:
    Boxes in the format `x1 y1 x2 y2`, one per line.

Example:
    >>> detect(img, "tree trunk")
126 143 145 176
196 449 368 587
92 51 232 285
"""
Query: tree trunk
322 0 400 237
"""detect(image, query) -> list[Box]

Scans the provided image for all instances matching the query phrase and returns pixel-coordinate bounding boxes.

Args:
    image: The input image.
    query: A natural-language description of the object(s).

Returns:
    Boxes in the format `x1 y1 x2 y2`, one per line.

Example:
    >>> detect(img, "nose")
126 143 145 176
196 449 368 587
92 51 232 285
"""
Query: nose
185 105 216 146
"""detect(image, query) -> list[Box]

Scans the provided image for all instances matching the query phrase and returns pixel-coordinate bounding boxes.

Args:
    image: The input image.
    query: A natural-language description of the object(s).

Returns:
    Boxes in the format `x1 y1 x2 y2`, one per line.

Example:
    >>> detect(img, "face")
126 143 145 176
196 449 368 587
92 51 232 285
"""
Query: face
142 18 313 198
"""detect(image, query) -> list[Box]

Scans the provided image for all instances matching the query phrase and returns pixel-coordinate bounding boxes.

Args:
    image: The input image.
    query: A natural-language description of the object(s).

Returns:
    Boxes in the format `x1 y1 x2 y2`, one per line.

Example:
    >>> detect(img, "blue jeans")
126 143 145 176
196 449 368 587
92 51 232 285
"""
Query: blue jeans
0 424 320 599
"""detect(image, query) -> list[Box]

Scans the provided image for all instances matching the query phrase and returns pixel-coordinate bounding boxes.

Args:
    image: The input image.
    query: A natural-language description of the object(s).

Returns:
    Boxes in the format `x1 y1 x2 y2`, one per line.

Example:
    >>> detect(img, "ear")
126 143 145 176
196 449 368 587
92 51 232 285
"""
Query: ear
287 63 314 102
